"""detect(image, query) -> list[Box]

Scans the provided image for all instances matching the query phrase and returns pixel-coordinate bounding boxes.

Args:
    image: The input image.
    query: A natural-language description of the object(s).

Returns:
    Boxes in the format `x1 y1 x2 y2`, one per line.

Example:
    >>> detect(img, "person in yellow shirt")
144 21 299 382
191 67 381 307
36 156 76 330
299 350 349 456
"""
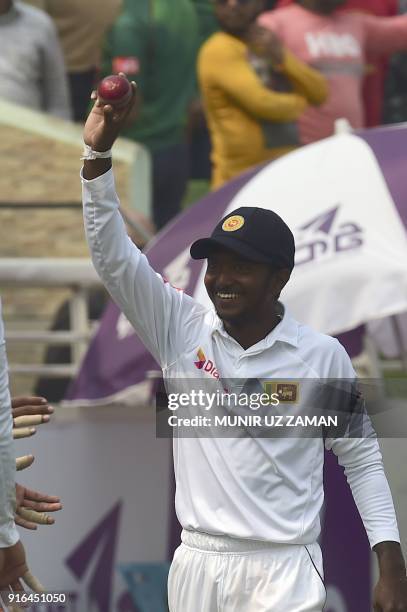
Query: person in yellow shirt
198 0 329 189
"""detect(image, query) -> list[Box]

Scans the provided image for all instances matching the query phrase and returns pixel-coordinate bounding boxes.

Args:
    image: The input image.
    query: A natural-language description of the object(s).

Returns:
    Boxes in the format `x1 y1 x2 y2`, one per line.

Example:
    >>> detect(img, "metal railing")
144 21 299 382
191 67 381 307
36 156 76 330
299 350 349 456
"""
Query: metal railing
0 258 102 378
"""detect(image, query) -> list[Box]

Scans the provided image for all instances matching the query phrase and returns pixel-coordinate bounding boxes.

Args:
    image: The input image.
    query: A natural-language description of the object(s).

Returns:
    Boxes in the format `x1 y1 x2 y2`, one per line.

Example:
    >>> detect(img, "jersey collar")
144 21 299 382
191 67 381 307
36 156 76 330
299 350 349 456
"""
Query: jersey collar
212 302 299 351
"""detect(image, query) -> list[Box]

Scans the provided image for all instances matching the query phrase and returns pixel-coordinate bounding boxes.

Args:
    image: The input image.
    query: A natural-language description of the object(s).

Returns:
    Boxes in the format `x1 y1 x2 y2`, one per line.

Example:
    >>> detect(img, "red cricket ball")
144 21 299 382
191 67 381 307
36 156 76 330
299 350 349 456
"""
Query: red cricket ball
97 75 132 108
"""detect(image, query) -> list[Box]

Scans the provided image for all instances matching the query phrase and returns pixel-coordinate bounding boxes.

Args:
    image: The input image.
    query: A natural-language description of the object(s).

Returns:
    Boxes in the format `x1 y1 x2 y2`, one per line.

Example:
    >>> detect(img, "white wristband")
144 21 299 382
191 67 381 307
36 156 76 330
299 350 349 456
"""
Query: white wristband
81 144 112 161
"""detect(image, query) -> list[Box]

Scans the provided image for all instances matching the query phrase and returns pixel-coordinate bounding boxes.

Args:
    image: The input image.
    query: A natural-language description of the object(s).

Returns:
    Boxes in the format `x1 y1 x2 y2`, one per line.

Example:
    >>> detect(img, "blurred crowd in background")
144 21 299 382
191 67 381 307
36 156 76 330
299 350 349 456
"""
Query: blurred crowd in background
2 0 407 226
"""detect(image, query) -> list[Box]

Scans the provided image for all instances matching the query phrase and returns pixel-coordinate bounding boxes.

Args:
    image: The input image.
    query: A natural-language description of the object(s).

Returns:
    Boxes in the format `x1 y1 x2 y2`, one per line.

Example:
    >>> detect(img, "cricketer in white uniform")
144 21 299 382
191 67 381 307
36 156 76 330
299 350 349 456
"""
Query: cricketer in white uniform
81 90 407 611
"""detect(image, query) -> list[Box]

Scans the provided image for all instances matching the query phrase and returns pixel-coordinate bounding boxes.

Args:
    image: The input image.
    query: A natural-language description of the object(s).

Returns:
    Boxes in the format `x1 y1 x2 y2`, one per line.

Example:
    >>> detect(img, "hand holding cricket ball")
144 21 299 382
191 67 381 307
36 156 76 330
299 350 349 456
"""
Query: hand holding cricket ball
84 73 138 154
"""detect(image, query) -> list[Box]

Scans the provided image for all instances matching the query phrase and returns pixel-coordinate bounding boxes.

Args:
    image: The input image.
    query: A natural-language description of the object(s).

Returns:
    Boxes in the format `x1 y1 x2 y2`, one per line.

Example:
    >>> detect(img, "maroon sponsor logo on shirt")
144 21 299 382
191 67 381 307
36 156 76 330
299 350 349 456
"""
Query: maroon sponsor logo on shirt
194 347 219 379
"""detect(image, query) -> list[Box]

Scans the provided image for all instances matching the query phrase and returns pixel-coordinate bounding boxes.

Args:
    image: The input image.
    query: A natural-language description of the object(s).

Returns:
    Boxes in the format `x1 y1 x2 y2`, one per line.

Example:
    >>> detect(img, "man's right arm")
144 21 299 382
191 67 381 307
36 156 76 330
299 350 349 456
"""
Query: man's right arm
82 92 204 368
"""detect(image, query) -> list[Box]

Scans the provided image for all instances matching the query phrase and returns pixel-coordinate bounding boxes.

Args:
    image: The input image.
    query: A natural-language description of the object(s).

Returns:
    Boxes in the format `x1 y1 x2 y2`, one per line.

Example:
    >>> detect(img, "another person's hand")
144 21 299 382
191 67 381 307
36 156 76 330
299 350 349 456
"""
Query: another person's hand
0 540 28 594
84 75 137 153
12 396 53 440
15 485 62 530
246 24 284 66
16 454 34 472
0 541 45 607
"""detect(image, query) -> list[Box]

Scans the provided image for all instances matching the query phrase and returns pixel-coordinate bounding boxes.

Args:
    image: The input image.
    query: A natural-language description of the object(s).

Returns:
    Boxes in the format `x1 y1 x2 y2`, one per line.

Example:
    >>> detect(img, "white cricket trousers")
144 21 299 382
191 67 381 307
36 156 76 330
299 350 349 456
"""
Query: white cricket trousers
168 530 326 612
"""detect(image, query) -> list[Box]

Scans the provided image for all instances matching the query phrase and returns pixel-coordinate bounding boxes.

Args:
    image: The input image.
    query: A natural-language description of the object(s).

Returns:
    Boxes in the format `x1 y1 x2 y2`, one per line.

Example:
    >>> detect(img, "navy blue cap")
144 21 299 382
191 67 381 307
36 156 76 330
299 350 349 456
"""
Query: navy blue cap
190 207 295 270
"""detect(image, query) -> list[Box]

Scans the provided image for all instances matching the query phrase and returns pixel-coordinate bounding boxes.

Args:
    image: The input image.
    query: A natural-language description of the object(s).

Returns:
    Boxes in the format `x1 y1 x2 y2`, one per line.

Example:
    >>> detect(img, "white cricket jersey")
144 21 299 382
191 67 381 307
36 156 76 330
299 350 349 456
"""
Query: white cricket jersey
0 298 19 547
82 168 400 548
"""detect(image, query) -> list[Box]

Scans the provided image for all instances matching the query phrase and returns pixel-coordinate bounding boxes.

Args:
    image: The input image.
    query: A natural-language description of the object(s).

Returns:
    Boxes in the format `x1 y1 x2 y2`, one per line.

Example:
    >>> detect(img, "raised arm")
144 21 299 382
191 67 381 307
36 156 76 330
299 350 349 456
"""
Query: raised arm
82 85 205 368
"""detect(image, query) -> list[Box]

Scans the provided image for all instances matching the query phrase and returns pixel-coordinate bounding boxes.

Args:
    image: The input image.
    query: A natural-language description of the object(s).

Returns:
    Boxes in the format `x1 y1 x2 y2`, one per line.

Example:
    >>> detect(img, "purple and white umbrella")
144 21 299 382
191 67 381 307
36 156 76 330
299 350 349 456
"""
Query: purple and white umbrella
67 124 407 407
66 125 407 612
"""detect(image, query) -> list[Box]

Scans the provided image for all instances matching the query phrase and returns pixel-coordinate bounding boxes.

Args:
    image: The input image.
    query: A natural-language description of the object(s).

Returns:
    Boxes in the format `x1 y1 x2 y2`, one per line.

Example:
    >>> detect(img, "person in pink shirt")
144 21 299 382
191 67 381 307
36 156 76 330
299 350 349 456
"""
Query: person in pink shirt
276 0 398 126
259 0 407 144
274 0 398 126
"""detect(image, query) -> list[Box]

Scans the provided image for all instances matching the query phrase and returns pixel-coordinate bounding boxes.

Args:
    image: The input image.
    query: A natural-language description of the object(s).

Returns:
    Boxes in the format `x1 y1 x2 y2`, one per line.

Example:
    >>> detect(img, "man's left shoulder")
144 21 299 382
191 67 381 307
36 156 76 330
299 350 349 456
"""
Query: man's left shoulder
298 323 341 353
297 323 352 371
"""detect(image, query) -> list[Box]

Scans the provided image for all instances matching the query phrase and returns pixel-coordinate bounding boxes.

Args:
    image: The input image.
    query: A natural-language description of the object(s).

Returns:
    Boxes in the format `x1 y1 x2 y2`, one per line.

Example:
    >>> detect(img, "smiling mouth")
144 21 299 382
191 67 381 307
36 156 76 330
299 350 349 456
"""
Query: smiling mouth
216 292 240 300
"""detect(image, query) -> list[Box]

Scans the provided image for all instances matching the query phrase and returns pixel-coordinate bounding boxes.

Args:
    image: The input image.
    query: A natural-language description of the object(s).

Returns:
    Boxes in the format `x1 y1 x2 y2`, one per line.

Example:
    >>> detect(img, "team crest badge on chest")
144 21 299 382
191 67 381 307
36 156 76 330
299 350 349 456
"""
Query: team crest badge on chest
263 382 300 404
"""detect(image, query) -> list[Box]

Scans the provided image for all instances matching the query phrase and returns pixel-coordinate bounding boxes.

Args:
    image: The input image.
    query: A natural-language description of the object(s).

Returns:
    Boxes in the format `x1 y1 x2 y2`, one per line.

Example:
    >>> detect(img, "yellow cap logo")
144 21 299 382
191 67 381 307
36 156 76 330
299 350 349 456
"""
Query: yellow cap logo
222 215 245 232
